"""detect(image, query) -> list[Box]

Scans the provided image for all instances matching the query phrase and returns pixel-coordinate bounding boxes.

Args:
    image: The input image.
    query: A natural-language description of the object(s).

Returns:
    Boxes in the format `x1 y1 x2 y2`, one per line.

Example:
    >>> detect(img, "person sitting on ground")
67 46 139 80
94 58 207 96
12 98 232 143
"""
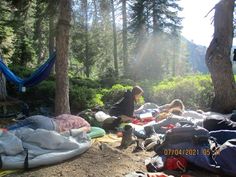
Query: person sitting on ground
6 114 91 134
109 85 144 123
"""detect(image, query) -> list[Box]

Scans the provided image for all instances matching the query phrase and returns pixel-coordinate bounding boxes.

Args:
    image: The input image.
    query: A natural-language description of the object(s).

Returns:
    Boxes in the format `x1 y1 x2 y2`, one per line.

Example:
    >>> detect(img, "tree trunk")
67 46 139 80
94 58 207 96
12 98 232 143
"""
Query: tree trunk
111 0 118 77
48 0 56 56
205 0 236 113
152 0 158 33
0 73 7 101
48 0 57 74
55 0 71 115
84 0 90 78
92 0 98 25
122 0 128 76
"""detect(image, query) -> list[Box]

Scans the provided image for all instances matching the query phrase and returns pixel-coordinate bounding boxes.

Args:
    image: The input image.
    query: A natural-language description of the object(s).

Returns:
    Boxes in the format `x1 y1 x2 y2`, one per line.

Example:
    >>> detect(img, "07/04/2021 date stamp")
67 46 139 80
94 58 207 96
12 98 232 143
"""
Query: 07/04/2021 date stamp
163 148 212 156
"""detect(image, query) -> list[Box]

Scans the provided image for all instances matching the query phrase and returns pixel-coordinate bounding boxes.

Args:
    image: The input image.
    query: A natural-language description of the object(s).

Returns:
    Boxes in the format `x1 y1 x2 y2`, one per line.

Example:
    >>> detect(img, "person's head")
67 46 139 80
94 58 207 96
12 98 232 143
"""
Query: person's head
132 86 144 102
169 107 183 116
169 99 185 111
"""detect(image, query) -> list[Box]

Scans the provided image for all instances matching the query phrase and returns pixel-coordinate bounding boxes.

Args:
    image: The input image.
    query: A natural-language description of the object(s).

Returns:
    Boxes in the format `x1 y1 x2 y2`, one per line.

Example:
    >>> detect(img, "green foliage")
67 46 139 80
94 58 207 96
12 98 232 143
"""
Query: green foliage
7 80 56 112
37 80 55 103
151 75 214 110
70 86 103 112
130 0 182 37
0 1 15 58
138 79 158 102
0 0 222 114
11 36 36 66
69 78 103 112
115 77 137 87
101 84 133 107
8 65 33 78
70 78 101 89
99 67 117 87
99 69 137 88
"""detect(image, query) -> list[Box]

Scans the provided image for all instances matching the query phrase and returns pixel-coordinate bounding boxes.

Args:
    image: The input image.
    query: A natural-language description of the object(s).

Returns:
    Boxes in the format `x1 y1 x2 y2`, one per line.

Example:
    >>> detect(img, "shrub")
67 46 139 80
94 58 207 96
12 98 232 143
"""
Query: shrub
101 84 132 107
70 78 101 88
6 80 56 115
70 86 103 112
138 79 159 102
99 67 117 87
151 75 214 110
101 84 145 109
115 77 136 86
8 65 33 78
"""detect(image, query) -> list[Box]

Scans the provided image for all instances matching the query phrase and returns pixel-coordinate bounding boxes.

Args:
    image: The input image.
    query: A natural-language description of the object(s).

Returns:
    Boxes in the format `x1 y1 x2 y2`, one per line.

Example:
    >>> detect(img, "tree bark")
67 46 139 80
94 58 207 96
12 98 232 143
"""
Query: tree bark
48 0 57 74
0 73 7 101
84 0 90 78
48 0 56 56
92 0 98 25
111 0 118 77
55 0 71 115
122 0 128 76
205 0 236 113
152 0 158 33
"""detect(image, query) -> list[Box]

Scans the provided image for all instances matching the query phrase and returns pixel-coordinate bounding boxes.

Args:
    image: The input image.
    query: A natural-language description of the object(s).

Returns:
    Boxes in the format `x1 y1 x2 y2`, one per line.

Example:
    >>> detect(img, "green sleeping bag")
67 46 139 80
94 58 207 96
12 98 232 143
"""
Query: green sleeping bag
87 127 106 139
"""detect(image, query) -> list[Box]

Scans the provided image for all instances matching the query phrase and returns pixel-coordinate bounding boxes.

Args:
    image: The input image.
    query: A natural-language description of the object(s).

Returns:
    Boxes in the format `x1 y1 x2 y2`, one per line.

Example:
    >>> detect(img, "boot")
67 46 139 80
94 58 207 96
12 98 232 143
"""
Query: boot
132 139 145 153
119 125 136 149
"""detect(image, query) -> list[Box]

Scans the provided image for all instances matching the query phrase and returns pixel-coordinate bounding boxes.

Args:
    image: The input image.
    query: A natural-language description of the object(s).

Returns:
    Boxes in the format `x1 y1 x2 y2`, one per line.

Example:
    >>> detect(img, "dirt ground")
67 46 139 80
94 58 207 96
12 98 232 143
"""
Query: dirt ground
4 138 222 177
0 118 224 177
4 140 152 177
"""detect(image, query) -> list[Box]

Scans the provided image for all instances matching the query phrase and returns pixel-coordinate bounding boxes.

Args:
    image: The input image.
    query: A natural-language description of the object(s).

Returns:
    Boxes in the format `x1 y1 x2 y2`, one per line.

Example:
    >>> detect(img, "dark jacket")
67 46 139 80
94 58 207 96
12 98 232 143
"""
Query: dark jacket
109 90 134 117
203 115 236 132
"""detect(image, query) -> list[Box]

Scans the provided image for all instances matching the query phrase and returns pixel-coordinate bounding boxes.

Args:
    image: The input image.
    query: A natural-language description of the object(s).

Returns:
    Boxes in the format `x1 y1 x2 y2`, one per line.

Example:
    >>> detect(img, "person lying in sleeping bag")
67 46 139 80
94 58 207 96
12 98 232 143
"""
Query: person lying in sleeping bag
133 110 236 140
203 113 236 131
6 114 91 133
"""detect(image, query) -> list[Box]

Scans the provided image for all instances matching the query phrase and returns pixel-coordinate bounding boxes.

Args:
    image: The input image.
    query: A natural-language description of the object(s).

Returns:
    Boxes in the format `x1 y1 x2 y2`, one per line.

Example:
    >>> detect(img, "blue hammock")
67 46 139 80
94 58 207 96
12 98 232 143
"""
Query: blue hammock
0 52 56 91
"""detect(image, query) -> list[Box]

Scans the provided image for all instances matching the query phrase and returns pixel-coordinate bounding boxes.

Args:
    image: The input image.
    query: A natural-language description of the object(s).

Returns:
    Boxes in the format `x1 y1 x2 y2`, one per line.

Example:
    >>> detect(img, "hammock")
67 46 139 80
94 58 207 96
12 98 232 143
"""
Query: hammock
0 52 56 91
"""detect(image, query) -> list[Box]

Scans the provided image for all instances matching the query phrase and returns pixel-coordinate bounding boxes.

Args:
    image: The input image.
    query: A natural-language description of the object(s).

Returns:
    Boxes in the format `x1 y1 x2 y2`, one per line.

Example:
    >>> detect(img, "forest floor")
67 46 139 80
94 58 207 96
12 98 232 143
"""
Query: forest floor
4 137 222 177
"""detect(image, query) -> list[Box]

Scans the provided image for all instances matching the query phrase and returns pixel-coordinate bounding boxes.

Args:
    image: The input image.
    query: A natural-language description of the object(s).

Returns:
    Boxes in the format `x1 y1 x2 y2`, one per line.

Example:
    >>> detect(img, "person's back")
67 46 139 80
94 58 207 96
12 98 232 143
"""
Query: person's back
109 90 134 117
109 86 144 118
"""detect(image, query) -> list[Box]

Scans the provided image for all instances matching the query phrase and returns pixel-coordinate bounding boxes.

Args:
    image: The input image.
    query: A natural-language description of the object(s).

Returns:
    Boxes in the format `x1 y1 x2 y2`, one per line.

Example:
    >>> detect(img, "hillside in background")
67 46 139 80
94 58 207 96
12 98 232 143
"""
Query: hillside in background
184 38 208 73
184 38 236 74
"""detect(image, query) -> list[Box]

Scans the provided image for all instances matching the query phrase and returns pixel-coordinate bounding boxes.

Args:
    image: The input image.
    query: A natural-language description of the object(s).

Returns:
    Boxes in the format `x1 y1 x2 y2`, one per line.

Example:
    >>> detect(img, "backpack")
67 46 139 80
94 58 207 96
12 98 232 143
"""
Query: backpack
77 109 103 127
163 125 210 145
152 125 220 174
154 125 210 155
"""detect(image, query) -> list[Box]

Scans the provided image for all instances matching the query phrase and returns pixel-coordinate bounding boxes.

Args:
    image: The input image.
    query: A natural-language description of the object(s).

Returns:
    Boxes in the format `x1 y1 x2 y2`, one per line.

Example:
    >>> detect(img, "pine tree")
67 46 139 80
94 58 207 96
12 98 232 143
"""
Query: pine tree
129 0 183 80
205 0 236 113
111 0 118 77
55 0 71 115
122 0 129 76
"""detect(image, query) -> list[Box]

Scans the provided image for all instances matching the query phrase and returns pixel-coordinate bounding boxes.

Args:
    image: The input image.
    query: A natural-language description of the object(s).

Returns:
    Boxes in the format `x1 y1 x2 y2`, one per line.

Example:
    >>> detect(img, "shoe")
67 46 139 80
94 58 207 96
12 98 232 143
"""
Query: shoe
132 139 144 153
143 136 160 151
